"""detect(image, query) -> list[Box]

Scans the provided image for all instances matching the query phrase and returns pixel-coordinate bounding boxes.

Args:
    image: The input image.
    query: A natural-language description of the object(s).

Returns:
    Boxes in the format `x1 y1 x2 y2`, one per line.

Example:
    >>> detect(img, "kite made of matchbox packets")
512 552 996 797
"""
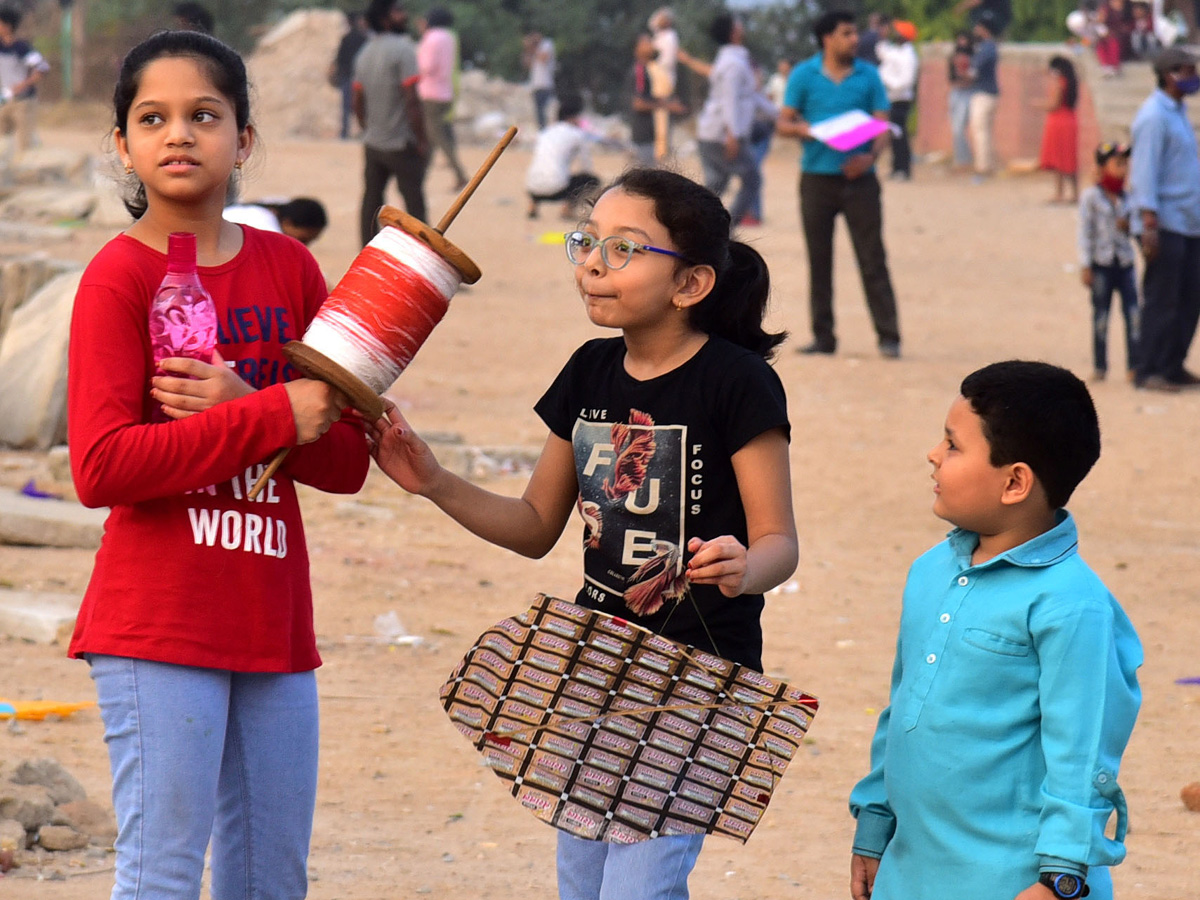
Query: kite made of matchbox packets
439 594 819 844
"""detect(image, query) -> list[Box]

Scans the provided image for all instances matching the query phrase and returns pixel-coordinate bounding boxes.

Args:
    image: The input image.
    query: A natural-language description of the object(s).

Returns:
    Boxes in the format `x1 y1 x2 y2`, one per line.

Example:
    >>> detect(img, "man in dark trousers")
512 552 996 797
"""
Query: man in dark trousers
1129 46 1200 391
354 0 428 245
777 9 901 358
332 10 368 140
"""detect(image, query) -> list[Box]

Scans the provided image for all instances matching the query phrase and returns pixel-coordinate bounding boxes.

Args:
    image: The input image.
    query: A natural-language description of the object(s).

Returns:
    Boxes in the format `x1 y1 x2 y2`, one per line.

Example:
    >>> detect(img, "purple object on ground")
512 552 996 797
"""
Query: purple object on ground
20 478 62 500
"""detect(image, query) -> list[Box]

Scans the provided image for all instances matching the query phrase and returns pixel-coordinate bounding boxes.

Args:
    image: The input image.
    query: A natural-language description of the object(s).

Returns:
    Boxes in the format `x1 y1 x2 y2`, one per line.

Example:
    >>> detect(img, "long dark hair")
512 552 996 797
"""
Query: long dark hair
113 30 251 219
1049 55 1078 109
603 168 786 360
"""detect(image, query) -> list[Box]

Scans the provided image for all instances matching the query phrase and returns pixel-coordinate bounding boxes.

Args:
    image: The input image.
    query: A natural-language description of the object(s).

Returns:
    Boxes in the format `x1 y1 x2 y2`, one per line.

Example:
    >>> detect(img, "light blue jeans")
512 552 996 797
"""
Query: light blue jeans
557 831 705 900
89 655 319 900
948 87 973 167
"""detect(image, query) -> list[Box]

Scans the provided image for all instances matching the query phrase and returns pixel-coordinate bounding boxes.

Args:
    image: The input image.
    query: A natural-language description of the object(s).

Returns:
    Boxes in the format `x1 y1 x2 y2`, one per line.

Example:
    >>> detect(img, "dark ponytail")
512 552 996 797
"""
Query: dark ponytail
605 167 787 360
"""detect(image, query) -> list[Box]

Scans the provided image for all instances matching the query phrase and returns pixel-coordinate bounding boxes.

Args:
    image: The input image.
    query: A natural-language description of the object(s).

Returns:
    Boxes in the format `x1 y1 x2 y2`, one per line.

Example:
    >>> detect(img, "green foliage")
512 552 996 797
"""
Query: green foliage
874 0 1076 41
41 0 1081 109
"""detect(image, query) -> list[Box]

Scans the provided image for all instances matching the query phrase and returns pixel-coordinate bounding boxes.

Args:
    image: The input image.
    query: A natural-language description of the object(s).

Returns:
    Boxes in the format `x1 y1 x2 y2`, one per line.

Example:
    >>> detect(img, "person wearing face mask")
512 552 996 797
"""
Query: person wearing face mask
1128 46 1200 392
1078 142 1138 383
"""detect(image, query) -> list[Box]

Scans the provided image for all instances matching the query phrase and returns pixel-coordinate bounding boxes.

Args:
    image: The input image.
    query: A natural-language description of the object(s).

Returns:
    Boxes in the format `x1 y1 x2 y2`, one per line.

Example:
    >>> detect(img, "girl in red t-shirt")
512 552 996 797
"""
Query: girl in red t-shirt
67 30 367 900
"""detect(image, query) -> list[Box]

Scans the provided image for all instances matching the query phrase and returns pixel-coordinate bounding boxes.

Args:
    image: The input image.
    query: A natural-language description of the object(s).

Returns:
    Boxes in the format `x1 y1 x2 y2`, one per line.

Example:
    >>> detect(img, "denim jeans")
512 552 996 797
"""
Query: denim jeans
534 88 556 130
556 831 704 900
746 133 773 220
948 88 972 167
698 139 761 228
89 655 319 900
1090 263 1140 373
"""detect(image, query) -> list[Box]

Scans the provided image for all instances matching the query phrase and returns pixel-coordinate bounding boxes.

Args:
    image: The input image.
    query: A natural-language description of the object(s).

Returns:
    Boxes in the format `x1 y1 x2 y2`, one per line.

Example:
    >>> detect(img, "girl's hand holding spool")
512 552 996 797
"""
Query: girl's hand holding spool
284 380 347 444
151 349 254 419
366 397 443 496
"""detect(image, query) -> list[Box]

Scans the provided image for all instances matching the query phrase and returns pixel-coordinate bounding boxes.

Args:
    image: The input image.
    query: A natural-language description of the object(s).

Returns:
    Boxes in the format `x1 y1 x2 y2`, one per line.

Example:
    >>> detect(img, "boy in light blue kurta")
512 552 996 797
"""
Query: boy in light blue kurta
849 361 1142 900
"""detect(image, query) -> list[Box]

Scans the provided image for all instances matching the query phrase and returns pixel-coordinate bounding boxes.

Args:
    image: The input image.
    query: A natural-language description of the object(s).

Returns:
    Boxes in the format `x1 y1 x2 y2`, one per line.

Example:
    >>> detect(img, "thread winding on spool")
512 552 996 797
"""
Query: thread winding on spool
302 227 460 394
245 126 516 501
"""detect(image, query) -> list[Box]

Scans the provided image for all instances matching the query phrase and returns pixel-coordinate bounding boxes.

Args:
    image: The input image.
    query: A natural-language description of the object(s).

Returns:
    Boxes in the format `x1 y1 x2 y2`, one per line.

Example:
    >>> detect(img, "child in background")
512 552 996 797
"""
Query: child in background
1039 55 1080 203
849 360 1142 900
223 196 329 245
525 92 599 219
67 30 368 899
948 31 975 171
1078 141 1139 382
1128 1 1161 59
369 167 798 900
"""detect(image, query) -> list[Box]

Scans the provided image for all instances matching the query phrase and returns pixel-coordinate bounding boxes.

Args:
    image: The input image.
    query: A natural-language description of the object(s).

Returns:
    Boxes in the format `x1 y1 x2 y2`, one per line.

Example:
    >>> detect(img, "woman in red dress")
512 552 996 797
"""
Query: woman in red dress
1039 55 1079 204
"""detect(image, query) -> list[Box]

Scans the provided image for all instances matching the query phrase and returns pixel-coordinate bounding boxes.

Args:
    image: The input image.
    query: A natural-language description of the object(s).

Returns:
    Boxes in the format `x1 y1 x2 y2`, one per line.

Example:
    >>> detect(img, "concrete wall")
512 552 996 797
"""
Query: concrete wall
915 43 1100 173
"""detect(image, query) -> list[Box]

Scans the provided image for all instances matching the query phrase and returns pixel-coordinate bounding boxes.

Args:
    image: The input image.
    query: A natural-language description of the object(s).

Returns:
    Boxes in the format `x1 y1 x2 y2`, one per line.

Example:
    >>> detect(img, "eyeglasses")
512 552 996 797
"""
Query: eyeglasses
563 231 690 270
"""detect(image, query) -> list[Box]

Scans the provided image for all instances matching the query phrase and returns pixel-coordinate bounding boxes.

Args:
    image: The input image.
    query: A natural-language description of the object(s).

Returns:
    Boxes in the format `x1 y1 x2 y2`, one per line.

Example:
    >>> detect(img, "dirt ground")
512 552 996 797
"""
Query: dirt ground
2 122 1199 899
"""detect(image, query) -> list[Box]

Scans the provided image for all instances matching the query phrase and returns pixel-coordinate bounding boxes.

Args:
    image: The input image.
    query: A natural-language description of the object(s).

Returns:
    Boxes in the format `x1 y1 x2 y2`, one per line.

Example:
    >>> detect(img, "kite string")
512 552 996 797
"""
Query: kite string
657 582 723 662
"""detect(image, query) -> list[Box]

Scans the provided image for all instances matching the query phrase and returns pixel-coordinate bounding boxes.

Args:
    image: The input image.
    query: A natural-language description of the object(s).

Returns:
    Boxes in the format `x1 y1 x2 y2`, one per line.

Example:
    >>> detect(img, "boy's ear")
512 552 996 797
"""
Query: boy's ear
672 264 716 310
999 462 1038 506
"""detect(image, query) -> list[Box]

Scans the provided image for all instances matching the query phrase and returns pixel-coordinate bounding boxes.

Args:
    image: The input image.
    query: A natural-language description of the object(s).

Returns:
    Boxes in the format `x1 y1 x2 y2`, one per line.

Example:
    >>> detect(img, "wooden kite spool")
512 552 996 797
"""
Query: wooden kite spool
247 126 516 501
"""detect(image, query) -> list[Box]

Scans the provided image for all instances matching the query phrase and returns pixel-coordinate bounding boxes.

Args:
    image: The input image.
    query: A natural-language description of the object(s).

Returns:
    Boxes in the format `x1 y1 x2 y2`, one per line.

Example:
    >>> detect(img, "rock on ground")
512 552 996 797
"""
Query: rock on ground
0 268 83 450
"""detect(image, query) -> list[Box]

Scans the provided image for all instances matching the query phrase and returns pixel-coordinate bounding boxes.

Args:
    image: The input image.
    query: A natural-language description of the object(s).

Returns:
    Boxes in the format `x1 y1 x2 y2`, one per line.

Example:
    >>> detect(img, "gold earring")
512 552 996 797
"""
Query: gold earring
235 158 243 170
123 162 133 174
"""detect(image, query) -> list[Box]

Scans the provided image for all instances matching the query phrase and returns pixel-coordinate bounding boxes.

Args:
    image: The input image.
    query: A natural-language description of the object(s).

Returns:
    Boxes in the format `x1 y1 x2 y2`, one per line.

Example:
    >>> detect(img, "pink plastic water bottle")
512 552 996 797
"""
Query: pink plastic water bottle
148 232 217 419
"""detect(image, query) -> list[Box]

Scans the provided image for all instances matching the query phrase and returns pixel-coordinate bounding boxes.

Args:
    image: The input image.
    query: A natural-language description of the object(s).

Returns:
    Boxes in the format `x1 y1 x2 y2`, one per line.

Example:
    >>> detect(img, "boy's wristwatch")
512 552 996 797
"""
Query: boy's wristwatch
1039 873 1089 899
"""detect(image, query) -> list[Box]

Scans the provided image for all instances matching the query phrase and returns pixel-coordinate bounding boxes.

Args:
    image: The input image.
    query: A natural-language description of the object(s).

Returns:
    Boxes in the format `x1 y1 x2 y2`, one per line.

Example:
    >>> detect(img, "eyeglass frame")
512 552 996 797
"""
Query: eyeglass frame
563 231 692 270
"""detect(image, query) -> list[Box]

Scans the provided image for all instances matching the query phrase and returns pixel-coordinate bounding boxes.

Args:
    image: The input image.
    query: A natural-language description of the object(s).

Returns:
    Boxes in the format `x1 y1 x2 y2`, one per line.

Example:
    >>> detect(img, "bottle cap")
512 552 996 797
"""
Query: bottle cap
166 232 198 275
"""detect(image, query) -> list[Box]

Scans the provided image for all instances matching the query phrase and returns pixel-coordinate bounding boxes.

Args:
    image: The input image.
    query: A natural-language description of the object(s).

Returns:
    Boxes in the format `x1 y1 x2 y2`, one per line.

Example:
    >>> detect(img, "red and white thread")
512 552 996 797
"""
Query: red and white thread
301 226 463 392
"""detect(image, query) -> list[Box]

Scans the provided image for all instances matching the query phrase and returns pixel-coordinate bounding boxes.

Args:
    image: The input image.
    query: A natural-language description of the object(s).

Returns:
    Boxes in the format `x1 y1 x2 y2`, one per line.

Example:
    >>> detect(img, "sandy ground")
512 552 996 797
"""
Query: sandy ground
2 124 1199 899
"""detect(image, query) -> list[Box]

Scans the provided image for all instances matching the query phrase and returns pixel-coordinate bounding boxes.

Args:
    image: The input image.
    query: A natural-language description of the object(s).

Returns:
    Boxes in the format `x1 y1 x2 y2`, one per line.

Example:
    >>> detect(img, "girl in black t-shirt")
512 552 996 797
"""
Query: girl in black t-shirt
367 168 798 900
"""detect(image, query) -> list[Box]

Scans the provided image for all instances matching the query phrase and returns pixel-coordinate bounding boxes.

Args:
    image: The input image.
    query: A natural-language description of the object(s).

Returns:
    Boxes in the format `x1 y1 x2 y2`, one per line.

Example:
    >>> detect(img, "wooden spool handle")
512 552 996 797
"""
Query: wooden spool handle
250 447 290 500
436 126 517 234
247 126 519 503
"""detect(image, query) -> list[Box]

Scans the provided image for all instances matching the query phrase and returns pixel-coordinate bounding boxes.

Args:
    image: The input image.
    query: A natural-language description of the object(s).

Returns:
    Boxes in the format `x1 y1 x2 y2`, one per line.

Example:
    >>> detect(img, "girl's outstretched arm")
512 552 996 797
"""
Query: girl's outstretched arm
685 427 797 597
368 400 579 558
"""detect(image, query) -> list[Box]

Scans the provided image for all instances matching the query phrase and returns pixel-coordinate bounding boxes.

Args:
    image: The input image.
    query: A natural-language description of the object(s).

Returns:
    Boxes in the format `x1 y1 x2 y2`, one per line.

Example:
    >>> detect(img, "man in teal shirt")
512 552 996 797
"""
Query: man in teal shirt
778 9 901 358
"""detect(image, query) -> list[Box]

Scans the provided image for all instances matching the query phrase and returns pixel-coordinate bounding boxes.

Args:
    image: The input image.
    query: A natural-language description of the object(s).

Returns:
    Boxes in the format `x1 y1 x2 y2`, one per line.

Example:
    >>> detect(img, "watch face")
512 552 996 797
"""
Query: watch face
1054 874 1081 897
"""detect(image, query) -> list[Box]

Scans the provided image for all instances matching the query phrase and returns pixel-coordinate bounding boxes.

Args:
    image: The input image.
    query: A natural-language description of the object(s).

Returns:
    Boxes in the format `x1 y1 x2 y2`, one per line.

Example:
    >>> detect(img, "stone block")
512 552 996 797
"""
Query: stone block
0 268 83 449
37 824 88 851
47 445 71 483
0 488 106 548
0 818 27 851
0 590 80 644
12 759 87 805
8 147 90 185
0 783 54 831
0 187 96 223
53 799 116 842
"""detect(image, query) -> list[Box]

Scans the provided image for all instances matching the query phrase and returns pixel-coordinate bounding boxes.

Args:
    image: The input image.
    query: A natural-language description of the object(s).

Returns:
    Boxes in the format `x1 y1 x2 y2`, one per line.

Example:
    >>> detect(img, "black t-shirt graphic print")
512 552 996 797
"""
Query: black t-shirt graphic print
536 337 789 671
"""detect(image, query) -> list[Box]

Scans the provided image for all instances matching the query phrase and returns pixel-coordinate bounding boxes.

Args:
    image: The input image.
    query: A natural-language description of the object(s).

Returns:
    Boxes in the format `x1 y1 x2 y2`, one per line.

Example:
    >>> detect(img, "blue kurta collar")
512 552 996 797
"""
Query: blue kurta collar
947 509 1078 571
1153 88 1185 112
